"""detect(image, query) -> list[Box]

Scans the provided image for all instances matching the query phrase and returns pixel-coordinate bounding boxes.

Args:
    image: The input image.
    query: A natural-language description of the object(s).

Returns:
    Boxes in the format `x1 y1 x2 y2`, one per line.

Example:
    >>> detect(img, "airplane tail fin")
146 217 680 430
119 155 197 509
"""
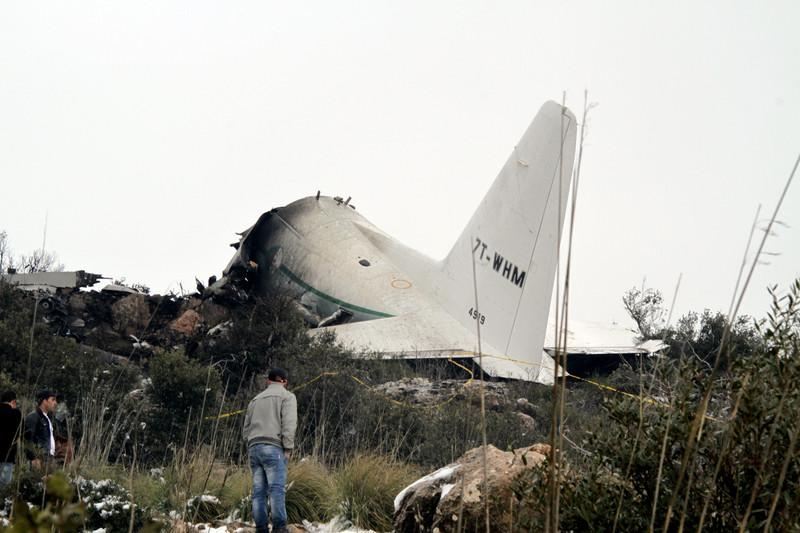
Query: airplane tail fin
439 101 577 381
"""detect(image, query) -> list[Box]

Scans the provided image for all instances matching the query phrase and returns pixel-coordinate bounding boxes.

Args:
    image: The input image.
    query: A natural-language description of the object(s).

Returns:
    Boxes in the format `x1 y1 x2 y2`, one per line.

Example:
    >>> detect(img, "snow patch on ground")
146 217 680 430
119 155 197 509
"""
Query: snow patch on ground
192 525 229 532
181 515 377 533
1 497 10 526
187 494 222 506
302 515 378 532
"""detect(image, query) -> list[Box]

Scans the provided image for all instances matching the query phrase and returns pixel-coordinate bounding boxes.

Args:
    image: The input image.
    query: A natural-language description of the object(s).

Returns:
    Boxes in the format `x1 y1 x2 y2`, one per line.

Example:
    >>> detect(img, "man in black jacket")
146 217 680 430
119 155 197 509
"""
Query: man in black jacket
24 390 58 471
0 390 22 487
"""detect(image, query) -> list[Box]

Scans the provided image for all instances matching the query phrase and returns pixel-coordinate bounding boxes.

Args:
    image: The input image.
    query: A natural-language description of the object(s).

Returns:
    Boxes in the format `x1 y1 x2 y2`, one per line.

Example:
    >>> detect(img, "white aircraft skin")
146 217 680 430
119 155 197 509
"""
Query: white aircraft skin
218 101 577 384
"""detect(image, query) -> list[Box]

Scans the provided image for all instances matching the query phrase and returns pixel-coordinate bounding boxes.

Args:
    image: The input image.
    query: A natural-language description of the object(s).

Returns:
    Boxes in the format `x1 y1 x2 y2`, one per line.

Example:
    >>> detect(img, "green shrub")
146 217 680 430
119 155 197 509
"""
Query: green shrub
664 309 763 369
142 349 222 456
510 279 800 532
75 476 155 531
1 472 84 533
192 293 311 392
149 349 221 417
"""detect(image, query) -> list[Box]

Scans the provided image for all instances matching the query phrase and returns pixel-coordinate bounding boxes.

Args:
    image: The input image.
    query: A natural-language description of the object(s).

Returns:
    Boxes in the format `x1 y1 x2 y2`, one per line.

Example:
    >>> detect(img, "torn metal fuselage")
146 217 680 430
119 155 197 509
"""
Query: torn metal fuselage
208 196 417 327
1 270 105 293
0 270 107 339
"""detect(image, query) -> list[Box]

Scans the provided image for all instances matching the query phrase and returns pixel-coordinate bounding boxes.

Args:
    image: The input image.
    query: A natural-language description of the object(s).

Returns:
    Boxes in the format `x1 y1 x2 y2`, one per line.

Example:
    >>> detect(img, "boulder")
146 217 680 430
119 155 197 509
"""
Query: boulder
394 443 549 532
197 300 230 328
170 309 202 335
110 294 151 336
515 397 537 417
462 380 508 411
516 412 536 434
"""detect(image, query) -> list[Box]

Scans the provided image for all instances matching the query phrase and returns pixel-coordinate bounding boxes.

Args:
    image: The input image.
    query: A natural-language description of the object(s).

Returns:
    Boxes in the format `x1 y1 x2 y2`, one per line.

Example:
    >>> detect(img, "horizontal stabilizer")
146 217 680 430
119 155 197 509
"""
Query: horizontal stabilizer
313 308 557 384
544 319 667 355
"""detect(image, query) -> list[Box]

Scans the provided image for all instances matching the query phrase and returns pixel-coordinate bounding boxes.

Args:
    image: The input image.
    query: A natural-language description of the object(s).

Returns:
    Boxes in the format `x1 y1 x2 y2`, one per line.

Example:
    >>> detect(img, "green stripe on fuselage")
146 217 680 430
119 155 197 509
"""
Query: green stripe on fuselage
277 265 394 319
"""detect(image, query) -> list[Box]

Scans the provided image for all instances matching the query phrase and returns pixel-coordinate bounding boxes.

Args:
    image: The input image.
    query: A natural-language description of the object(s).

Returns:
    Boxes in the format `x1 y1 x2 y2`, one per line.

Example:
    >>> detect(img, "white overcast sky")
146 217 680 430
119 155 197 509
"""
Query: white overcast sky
1 1 797 325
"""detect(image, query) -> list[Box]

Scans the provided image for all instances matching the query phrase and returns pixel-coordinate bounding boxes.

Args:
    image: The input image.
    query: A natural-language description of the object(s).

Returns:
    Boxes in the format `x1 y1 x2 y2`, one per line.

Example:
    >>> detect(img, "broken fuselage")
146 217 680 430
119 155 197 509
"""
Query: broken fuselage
222 195 441 327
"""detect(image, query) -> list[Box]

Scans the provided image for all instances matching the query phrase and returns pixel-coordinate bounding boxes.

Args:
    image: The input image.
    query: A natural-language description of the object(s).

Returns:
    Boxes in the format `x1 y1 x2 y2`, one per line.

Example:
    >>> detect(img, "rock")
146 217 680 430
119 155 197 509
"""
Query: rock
183 295 204 311
394 443 550 532
67 291 89 314
375 378 509 408
515 397 537 417
110 294 151 336
516 412 536 434
197 300 230 328
76 344 130 366
82 324 132 355
170 309 202 335
186 494 225 522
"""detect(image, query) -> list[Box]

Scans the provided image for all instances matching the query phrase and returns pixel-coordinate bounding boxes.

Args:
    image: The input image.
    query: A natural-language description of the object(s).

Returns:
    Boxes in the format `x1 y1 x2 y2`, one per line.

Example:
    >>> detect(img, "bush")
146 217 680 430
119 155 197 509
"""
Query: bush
510 279 800 532
664 309 763 369
0 465 162 532
2 472 84 533
74 476 155 531
192 293 311 392
0 472 85 533
143 349 222 456
149 349 221 417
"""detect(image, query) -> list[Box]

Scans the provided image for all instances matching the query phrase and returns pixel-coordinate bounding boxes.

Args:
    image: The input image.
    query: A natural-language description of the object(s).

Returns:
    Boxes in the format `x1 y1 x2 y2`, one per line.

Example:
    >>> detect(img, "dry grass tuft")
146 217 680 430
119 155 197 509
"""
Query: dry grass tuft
286 458 336 524
334 454 420 531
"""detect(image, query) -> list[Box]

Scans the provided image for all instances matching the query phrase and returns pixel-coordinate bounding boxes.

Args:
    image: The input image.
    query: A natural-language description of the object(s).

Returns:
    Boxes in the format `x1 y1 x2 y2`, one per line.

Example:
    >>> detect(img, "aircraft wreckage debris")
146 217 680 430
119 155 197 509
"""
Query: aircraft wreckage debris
0 270 232 360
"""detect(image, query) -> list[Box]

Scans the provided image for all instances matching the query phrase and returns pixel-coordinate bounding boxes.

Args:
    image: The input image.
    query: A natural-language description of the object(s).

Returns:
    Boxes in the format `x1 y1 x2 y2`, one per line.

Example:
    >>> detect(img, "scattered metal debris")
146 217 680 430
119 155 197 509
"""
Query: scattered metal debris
1 270 105 293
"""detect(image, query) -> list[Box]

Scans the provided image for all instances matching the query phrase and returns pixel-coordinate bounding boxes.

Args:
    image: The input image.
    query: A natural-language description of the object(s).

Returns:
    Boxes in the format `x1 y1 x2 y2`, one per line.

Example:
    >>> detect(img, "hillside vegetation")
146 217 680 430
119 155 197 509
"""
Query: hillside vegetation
0 277 798 531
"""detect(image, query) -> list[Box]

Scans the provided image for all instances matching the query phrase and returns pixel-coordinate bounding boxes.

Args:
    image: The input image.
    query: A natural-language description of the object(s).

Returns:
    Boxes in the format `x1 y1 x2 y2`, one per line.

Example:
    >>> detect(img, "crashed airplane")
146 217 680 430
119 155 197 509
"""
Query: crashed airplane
206 101 576 384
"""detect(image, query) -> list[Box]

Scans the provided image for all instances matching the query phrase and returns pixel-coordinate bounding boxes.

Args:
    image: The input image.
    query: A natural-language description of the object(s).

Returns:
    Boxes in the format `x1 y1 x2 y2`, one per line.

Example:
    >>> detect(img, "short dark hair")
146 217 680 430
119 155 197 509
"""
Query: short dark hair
268 368 288 382
36 389 57 405
1 390 16 403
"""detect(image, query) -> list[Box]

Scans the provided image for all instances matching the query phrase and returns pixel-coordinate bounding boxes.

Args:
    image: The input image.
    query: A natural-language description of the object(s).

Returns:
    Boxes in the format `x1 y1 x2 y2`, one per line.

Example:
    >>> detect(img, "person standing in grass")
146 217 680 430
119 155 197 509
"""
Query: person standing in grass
243 368 297 533
0 390 22 487
24 390 58 472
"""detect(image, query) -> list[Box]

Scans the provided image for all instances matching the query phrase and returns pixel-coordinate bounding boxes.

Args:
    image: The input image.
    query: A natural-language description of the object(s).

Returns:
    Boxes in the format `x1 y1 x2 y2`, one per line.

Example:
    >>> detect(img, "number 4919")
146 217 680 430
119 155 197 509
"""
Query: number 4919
468 307 486 325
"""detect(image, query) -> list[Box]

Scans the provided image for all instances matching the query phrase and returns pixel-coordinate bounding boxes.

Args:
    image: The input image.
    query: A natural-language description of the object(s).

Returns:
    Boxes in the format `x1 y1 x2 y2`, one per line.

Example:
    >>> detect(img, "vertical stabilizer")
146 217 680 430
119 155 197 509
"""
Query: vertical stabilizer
439 101 577 381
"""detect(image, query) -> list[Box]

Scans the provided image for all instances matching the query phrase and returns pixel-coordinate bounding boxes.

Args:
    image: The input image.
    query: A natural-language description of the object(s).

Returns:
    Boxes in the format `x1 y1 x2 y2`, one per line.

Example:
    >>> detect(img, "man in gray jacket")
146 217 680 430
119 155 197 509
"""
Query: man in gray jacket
243 368 297 533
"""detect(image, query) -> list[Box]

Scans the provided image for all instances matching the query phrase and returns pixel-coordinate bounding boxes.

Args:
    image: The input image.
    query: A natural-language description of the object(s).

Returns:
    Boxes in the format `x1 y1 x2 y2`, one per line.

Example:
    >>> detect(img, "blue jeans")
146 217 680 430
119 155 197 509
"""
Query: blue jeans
0 462 13 487
249 444 287 531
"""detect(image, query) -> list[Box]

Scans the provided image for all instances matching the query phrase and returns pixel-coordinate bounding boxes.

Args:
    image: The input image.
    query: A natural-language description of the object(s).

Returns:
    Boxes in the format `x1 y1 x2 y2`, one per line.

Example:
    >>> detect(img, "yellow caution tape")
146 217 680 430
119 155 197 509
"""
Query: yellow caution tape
205 359 476 420
205 354 718 422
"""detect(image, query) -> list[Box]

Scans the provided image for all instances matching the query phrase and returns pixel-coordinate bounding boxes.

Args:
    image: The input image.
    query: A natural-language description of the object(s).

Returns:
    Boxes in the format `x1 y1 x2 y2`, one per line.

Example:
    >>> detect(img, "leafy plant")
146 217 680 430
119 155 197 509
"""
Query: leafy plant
1 472 83 533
